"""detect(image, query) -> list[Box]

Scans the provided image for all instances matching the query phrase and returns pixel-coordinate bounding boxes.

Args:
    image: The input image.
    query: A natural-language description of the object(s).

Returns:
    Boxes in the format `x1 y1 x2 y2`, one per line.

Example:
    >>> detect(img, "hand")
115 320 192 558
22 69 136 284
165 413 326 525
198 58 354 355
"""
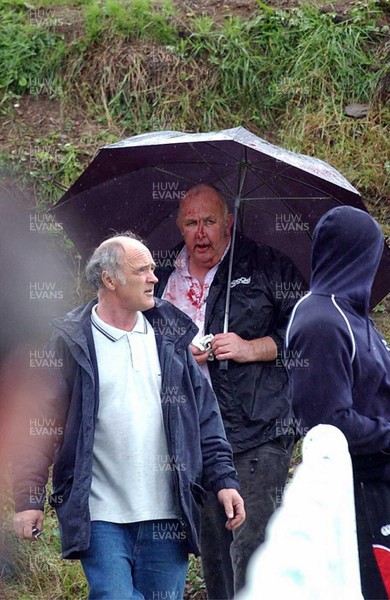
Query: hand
13 510 44 541
211 333 252 363
217 488 245 531
211 333 277 363
190 344 211 366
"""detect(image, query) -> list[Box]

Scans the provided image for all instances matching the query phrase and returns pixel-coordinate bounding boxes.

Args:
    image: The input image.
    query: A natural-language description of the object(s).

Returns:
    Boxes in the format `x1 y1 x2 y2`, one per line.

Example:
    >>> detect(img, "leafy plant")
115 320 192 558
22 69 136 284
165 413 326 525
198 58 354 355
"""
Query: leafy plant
84 0 177 43
0 5 66 96
373 303 385 313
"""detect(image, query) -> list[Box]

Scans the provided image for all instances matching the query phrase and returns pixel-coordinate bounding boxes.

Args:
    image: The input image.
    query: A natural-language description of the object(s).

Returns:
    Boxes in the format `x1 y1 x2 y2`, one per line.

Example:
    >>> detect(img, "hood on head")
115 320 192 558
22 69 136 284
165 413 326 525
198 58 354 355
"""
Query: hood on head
311 206 384 310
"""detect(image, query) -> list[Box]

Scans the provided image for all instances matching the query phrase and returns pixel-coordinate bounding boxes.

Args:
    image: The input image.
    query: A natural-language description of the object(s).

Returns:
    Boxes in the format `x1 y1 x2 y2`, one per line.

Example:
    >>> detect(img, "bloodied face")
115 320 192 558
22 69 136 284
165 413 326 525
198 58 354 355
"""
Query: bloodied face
177 186 233 271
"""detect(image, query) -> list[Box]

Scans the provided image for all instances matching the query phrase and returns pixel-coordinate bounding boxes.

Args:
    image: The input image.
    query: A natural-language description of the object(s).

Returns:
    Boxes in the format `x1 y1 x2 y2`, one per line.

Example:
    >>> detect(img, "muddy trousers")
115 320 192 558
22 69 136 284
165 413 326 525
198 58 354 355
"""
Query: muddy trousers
354 480 390 600
200 436 294 599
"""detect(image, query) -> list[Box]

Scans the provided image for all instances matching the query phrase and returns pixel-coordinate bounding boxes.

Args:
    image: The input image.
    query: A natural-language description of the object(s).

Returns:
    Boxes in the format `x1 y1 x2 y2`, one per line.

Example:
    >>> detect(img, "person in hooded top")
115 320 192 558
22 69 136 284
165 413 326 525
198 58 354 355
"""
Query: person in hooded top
286 205 390 599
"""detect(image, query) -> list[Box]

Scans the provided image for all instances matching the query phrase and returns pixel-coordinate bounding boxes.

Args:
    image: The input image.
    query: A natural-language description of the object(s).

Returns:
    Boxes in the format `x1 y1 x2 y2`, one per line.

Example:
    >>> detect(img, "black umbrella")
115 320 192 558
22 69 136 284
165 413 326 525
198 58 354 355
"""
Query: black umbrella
52 127 390 309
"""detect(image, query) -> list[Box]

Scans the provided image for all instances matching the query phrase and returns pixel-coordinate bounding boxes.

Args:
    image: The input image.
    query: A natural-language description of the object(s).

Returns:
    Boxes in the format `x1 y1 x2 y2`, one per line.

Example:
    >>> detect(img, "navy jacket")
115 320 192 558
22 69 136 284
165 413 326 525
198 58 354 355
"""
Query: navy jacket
155 234 307 452
286 206 390 481
12 298 239 557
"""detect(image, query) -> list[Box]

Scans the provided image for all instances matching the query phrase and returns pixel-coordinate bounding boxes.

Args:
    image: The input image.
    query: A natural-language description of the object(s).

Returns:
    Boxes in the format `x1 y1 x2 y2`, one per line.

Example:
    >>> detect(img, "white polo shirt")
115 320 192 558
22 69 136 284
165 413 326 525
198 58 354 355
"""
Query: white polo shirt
89 306 178 523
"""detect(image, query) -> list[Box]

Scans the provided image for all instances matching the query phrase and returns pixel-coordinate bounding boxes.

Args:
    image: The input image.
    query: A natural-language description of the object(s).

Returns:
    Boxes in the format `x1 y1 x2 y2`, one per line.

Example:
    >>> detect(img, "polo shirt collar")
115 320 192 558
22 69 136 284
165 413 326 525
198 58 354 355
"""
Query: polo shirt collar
91 305 147 342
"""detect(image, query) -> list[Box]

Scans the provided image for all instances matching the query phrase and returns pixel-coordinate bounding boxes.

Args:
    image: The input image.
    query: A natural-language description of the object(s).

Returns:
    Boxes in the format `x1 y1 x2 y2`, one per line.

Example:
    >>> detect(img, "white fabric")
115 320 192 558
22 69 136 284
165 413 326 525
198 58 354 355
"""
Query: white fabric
162 243 229 382
89 306 178 523
236 425 363 600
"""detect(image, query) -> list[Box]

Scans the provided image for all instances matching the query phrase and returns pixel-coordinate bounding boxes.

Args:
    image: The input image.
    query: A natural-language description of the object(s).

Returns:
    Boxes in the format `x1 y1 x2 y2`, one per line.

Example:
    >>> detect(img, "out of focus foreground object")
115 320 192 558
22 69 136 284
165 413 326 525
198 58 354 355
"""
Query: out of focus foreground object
236 425 363 600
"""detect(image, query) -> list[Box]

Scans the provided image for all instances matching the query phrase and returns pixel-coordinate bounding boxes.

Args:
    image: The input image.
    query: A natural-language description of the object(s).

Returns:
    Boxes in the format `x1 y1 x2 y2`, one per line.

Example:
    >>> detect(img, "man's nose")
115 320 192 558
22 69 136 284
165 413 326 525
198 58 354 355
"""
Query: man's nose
150 271 158 283
196 222 205 237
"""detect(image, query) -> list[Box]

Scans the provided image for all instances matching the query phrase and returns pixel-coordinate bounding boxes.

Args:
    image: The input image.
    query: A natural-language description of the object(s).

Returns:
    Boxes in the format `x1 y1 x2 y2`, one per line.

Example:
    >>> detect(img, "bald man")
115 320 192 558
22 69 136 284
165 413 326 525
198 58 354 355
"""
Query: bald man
155 184 306 597
12 232 244 600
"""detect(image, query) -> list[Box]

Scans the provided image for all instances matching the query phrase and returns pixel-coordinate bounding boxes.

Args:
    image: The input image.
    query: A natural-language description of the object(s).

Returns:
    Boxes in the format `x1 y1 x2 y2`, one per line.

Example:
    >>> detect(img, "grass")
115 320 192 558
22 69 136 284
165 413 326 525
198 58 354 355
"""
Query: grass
181 2 388 117
59 2 390 198
84 0 177 43
1 509 88 599
0 5 66 97
11 1 374 204
0 469 87 600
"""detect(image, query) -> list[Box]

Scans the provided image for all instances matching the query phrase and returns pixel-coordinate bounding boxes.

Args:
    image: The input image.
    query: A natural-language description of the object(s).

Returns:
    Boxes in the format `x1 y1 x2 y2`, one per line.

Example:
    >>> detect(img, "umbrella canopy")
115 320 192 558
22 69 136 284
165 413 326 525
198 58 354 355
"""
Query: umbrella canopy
52 127 390 308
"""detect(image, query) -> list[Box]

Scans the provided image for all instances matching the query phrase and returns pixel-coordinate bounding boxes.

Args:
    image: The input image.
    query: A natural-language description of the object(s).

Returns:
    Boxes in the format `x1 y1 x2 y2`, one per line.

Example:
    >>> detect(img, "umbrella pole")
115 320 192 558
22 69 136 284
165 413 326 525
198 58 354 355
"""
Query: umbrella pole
220 195 240 371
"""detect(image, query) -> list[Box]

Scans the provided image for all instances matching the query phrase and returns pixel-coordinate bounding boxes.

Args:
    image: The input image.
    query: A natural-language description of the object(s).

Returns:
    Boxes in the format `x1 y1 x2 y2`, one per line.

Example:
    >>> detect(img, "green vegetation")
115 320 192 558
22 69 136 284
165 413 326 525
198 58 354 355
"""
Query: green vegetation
0 9 65 98
84 0 176 43
0 0 388 206
0 497 88 599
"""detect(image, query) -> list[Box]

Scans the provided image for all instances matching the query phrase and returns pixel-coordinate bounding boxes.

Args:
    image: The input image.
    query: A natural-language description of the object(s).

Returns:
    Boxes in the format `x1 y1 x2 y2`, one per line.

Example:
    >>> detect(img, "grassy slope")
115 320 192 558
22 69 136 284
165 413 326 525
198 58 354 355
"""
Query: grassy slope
0 1 389 598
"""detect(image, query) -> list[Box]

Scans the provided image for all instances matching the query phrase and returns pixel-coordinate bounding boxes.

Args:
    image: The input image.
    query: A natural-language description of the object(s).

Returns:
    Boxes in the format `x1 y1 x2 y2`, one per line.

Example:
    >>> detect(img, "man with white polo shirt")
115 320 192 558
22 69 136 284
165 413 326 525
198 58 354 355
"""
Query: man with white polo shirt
12 232 245 600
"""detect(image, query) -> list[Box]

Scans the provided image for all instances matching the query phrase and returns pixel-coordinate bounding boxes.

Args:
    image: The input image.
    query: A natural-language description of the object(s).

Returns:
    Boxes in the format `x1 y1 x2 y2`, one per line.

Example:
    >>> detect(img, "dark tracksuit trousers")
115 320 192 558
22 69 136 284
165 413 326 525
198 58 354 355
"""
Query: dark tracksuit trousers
200 435 294 598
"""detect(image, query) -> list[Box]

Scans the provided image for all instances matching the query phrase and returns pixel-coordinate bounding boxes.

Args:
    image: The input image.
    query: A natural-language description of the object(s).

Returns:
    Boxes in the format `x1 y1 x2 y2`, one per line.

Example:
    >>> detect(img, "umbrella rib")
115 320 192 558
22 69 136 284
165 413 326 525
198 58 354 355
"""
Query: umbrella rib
153 166 204 186
244 166 323 239
248 161 357 200
240 157 319 242
186 143 245 198
242 196 330 201
152 163 240 193
233 159 292 198
197 141 251 164
241 156 359 204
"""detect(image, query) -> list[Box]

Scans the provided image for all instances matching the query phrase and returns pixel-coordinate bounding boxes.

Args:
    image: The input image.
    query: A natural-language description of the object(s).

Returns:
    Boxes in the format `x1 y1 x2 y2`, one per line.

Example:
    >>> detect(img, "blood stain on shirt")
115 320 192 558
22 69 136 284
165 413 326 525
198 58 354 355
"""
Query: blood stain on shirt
187 284 203 309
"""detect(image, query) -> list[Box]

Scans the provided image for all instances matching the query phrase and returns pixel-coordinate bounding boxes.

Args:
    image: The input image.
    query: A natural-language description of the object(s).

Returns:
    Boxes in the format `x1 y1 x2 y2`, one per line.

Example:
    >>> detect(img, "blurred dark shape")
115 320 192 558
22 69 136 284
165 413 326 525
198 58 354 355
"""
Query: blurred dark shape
0 178 73 493
0 182 72 358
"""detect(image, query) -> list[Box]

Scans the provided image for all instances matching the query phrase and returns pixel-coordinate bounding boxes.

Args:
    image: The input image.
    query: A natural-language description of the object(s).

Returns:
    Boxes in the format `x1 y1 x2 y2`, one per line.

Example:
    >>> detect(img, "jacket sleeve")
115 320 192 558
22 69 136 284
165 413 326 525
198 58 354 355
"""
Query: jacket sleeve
287 311 390 454
260 248 307 356
11 335 71 512
186 349 240 493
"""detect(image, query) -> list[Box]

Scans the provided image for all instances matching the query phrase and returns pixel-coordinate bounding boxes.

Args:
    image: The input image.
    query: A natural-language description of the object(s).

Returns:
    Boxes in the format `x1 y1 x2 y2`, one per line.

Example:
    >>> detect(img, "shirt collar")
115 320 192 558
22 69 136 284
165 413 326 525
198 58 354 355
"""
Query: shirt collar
91 305 147 342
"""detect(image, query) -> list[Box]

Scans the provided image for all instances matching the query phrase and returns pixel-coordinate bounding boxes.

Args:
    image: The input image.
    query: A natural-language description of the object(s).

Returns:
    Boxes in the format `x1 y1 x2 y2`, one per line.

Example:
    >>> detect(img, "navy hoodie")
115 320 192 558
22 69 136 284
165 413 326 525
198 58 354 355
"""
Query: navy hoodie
286 206 390 482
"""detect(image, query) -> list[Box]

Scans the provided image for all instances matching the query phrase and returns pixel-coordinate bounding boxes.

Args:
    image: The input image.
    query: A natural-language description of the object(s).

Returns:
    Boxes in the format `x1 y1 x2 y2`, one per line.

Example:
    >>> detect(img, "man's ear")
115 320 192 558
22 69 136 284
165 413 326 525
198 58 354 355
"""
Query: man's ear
101 271 116 290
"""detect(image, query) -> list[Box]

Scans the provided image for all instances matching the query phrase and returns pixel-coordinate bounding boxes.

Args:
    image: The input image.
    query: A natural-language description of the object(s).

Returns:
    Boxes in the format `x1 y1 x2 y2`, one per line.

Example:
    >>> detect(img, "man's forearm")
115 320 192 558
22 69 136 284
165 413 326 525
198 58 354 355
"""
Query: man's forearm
247 335 277 362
